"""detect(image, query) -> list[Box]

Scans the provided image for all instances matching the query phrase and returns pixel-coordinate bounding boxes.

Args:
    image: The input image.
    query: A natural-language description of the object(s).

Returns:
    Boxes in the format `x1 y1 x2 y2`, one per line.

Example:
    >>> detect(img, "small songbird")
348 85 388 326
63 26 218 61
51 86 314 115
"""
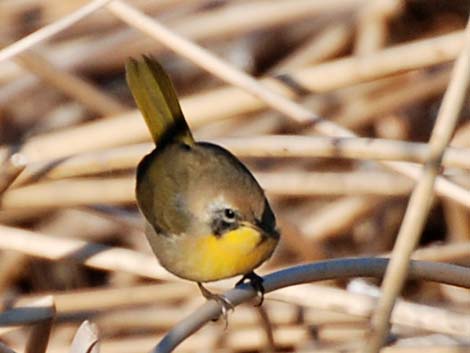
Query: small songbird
126 56 279 317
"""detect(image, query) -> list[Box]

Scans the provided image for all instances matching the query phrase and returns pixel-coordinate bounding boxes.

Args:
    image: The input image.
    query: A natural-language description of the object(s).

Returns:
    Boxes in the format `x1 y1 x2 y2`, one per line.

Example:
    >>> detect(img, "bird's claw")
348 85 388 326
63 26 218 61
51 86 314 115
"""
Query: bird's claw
198 282 234 329
236 272 265 306
212 294 234 329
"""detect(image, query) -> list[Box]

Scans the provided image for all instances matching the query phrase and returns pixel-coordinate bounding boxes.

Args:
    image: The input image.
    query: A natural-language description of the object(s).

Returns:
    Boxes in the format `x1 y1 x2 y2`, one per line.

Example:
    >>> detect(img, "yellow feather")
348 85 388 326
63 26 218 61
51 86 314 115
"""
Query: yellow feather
191 227 277 282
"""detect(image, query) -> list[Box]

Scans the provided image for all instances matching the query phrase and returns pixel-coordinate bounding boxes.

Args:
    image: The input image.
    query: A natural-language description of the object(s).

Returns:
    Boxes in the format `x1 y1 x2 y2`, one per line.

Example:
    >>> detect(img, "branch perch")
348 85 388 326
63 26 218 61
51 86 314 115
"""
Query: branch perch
152 258 470 353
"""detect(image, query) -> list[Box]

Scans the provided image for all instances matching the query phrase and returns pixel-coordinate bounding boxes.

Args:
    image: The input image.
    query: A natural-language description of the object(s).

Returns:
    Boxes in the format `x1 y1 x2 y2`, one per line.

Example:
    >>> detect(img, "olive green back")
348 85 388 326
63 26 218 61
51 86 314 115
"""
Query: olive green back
136 142 272 237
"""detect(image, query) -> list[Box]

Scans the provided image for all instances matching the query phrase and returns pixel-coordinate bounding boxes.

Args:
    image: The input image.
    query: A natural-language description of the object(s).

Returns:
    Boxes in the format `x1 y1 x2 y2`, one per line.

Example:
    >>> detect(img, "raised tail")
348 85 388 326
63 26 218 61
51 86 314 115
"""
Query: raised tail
125 56 194 146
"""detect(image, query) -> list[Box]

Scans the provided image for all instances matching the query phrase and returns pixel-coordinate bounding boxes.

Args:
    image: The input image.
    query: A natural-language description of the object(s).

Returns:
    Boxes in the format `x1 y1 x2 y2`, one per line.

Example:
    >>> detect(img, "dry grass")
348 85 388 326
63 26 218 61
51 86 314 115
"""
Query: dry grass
0 1 469 353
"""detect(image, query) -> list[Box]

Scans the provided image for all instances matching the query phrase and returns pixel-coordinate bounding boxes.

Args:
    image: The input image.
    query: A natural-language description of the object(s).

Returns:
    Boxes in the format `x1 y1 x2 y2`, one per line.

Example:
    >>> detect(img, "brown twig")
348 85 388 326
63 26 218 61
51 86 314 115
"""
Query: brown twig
275 284 470 337
15 50 126 116
0 31 465 165
410 242 470 263
354 0 403 54
12 137 470 187
0 153 27 198
366 18 470 353
15 282 193 314
299 196 383 240
271 22 352 71
0 0 114 63
0 224 172 280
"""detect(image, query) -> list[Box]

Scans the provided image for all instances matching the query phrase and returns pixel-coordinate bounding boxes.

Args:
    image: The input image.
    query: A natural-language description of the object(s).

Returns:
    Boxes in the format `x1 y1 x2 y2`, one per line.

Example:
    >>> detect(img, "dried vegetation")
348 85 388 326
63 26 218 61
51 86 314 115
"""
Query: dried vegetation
0 1 469 352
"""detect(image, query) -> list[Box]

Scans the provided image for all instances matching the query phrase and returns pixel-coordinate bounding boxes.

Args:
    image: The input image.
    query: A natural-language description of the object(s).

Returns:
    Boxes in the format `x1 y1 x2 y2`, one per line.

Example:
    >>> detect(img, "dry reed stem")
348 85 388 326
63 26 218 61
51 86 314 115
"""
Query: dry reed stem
1 171 413 210
0 0 365 100
271 22 352 71
258 171 412 196
225 326 308 351
0 26 463 111
0 153 27 197
15 282 194 314
0 208 49 224
303 308 367 325
0 0 365 86
441 169 470 243
95 305 191 334
107 0 323 122
299 196 382 240
253 305 276 352
95 302 297 334
16 0 193 39
442 199 470 242
275 216 326 261
15 50 126 116
96 0 365 71
354 0 403 54
13 144 152 185
0 0 114 63
334 69 451 129
62 326 306 353
410 242 470 263
2 177 134 209
12 137 470 187
286 30 463 92
0 31 464 165
173 0 364 40
1 2 468 350
0 224 172 280
218 136 470 169
275 285 470 337
452 122 470 147
107 1 470 207
318 325 368 343
366 19 470 353
0 24 463 104
69 320 99 353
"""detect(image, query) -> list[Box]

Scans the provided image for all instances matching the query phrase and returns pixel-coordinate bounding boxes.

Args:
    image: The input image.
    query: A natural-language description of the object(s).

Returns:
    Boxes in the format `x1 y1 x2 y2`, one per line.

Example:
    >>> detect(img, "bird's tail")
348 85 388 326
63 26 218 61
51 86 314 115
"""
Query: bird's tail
125 56 194 146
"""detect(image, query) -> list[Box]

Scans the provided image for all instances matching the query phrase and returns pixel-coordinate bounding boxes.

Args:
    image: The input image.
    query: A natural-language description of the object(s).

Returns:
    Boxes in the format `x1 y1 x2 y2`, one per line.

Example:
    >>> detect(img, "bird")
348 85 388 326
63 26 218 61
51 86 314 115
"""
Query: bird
125 56 280 320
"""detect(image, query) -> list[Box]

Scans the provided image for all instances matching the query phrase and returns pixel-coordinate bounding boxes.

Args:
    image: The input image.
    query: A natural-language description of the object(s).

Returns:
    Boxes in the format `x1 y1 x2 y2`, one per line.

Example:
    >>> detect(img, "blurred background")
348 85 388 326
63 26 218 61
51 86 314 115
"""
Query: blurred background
0 0 469 352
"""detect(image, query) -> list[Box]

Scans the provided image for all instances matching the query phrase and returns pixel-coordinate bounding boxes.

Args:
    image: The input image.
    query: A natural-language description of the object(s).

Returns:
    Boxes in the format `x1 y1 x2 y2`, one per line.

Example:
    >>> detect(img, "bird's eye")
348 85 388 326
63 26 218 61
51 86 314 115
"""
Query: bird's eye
223 208 236 222
211 207 238 235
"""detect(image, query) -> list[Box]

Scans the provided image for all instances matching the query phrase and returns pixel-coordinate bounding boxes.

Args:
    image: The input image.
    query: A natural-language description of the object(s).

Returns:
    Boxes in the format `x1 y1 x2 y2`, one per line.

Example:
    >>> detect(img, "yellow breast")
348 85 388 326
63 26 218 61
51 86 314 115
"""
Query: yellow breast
147 224 278 282
192 226 277 282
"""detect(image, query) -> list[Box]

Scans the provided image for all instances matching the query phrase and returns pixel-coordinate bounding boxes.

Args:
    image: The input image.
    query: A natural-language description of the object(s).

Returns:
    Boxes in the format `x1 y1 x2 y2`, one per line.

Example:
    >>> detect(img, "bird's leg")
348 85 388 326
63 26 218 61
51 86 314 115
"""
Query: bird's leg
197 282 234 328
235 271 265 306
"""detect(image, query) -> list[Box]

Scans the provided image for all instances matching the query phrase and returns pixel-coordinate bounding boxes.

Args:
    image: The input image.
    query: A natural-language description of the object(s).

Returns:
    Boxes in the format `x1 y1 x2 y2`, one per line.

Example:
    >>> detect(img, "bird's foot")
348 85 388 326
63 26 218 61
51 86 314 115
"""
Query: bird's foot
198 282 234 328
236 271 265 306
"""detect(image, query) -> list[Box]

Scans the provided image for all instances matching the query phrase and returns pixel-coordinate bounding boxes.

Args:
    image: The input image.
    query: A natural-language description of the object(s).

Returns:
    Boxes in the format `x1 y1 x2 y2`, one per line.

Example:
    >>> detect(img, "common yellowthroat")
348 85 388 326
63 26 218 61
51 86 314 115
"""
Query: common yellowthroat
126 57 279 315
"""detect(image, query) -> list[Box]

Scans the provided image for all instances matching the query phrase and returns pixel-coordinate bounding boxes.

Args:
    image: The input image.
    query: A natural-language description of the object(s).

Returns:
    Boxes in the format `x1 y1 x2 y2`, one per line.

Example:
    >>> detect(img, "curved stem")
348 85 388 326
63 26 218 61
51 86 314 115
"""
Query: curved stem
152 257 470 353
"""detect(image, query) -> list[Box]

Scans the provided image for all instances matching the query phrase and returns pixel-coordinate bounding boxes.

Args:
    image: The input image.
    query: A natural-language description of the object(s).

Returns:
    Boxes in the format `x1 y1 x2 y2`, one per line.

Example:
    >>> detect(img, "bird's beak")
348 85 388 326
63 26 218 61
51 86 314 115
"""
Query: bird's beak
242 221 280 241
